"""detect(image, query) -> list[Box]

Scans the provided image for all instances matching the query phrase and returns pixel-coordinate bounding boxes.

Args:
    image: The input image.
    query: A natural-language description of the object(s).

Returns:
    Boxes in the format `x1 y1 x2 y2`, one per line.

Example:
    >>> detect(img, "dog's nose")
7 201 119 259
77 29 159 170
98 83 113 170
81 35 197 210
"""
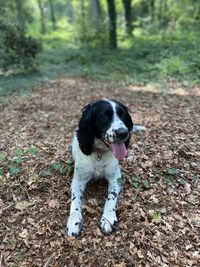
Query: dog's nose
115 128 129 140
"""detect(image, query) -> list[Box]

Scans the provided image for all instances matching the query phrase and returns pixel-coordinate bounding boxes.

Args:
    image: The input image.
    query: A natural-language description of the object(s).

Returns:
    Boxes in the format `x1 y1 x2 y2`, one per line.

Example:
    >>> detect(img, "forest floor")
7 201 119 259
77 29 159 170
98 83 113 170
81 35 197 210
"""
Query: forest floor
0 78 200 267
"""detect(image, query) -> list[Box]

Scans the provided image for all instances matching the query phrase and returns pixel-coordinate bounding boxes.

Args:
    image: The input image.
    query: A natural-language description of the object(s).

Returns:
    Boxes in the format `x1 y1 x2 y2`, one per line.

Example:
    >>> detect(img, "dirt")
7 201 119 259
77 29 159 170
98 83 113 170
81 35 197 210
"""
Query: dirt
0 78 200 267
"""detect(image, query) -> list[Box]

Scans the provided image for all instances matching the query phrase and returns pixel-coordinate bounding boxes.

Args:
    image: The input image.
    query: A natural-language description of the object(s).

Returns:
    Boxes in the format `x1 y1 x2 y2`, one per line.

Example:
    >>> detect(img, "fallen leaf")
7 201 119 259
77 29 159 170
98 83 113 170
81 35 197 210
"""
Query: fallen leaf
48 199 60 209
19 229 28 239
186 195 199 205
15 201 33 211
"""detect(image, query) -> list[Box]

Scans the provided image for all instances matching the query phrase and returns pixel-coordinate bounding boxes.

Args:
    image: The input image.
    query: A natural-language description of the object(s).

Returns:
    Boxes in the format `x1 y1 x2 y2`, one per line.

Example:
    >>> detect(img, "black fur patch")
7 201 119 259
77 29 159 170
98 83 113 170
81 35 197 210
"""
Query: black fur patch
111 191 117 198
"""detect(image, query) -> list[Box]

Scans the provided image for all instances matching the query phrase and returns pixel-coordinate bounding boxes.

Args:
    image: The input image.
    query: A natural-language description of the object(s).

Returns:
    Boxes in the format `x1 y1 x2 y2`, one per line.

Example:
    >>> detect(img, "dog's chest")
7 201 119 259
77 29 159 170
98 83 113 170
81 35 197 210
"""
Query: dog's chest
91 153 106 179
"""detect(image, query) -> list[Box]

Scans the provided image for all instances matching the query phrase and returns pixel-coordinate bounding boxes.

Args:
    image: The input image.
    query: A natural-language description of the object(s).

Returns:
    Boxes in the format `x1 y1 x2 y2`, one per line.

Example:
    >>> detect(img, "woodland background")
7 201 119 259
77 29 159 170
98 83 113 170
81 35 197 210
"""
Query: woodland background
1 0 200 97
0 1 200 267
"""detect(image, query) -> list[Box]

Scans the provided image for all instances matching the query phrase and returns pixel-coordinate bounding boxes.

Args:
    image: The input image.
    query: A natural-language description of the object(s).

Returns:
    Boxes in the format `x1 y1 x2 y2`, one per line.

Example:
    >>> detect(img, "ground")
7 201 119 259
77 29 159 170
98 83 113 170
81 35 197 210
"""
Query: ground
0 78 200 267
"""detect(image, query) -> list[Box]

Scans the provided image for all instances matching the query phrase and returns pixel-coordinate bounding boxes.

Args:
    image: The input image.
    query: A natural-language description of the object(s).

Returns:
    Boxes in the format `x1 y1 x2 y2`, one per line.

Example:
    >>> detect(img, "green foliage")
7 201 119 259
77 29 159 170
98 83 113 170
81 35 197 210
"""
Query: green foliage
9 166 21 176
15 148 24 156
131 176 141 189
51 162 62 171
153 211 162 223
27 147 37 156
0 24 42 72
40 169 52 177
72 0 108 47
39 160 73 177
12 157 23 164
1 0 200 100
0 167 4 176
167 167 180 175
1 30 200 100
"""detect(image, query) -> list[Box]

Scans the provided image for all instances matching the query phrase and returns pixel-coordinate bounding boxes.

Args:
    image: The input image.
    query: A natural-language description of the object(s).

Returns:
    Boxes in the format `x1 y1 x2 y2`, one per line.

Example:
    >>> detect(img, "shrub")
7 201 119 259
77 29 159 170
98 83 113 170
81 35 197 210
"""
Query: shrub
0 24 42 72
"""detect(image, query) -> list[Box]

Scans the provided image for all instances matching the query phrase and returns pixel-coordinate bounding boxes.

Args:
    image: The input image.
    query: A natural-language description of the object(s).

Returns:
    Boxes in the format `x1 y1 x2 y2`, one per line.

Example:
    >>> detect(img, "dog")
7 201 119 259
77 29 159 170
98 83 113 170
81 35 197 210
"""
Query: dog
67 99 146 236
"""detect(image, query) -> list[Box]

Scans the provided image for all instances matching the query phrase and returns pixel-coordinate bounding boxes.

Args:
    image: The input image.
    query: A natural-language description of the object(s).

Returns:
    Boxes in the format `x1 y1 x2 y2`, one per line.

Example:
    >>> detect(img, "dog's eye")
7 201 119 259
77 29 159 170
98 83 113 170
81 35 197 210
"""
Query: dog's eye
117 108 124 118
104 109 112 118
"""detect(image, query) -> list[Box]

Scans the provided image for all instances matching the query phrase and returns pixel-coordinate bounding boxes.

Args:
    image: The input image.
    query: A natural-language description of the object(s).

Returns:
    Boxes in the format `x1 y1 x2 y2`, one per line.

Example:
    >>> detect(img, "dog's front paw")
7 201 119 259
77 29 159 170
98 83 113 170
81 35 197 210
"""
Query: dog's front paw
67 213 83 237
99 212 118 235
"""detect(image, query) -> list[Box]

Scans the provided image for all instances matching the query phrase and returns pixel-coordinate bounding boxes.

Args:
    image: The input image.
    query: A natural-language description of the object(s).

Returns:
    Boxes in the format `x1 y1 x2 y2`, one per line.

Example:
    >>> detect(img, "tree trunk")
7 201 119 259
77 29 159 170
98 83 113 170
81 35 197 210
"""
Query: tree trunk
80 0 87 44
122 0 132 35
37 0 46 34
92 0 101 25
106 0 117 49
66 0 74 22
148 0 155 22
48 0 56 30
15 0 25 32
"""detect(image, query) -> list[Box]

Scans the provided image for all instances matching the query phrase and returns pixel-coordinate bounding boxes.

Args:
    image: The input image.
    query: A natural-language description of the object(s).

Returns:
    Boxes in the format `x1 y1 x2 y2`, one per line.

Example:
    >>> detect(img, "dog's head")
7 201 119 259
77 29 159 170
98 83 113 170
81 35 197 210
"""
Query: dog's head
77 99 133 160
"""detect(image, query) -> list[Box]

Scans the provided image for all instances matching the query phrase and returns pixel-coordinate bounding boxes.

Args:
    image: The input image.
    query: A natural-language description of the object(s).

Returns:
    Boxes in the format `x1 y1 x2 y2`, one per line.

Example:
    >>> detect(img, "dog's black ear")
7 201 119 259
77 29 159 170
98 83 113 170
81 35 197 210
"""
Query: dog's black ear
77 104 95 155
119 103 133 132
124 109 133 132
124 109 133 148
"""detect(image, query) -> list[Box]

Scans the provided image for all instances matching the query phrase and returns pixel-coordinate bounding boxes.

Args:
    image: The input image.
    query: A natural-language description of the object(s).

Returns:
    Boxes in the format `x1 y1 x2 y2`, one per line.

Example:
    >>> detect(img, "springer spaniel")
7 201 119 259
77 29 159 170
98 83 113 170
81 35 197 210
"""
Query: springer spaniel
67 99 145 236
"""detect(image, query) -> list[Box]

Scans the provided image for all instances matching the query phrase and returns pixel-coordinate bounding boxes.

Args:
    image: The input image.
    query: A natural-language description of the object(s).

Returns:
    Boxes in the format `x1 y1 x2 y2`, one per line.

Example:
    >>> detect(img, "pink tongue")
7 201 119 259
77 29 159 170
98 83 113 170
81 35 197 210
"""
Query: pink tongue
111 142 127 160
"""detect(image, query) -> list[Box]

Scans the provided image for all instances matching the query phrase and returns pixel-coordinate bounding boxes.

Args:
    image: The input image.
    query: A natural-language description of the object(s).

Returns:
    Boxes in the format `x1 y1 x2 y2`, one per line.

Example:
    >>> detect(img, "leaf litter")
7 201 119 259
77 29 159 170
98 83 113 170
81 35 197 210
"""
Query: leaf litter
0 78 200 266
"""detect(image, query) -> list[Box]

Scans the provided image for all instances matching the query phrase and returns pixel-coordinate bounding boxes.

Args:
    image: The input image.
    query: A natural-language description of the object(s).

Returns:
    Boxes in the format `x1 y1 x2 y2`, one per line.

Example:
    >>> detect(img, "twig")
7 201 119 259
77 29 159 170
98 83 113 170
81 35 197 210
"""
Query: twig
0 203 15 214
0 251 3 267
43 254 55 267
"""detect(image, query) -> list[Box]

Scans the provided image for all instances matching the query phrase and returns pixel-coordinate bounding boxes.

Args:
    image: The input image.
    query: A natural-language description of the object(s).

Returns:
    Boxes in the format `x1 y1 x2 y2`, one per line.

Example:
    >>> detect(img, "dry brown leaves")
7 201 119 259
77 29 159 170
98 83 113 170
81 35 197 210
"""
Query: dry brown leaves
0 78 200 267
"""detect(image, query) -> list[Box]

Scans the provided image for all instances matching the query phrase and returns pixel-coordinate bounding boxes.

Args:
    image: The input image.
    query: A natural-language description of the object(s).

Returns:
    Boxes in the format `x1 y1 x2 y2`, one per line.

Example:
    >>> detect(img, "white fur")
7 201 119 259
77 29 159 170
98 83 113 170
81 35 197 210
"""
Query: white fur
105 101 128 143
132 125 146 133
67 134 122 236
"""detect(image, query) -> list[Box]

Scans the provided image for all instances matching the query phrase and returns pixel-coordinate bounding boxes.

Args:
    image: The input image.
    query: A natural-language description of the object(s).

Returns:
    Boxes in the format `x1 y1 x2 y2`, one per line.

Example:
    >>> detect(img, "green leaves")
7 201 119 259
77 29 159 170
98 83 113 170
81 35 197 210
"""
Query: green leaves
27 147 37 156
40 160 73 177
9 166 21 175
0 155 7 162
40 169 52 177
51 162 62 171
27 175 38 186
143 180 150 190
167 167 180 175
0 167 4 176
129 176 150 190
153 211 162 223
0 147 37 177
15 148 24 156
12 157 23 164
131 176 141 189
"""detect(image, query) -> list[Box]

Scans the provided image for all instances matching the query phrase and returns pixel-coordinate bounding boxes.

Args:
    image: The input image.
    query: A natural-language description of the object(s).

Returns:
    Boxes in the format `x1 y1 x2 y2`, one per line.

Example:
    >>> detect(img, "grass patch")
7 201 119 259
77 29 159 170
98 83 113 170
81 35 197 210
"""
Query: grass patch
1 30 200 100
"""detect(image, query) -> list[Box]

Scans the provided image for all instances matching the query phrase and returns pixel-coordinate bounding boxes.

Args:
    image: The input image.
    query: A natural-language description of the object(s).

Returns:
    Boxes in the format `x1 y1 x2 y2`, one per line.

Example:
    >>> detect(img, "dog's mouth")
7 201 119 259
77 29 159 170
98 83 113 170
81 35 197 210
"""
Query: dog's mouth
102 139 127 161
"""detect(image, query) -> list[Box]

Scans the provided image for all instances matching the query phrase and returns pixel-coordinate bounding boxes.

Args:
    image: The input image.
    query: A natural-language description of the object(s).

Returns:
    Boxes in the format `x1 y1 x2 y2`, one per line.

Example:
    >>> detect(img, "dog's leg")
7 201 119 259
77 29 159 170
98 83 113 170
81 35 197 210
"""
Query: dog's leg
100 170 122 235
67 174 89 237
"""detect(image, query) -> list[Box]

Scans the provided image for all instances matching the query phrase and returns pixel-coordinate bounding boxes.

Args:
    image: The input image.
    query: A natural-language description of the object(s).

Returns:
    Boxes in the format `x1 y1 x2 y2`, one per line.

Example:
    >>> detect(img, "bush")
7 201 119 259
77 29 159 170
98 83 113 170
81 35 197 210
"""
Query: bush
0 24 42 72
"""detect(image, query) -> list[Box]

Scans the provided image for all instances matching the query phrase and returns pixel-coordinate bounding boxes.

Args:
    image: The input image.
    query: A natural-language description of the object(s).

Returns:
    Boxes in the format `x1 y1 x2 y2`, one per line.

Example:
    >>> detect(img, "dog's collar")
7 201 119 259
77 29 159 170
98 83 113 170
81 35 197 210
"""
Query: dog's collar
93 147 104 159
93 139 111 159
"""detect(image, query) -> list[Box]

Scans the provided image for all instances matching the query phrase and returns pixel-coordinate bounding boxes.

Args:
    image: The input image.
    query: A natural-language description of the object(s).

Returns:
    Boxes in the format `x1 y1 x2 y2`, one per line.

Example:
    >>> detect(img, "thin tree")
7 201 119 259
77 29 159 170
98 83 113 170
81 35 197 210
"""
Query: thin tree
92 0 101 26
37 0 46 34
15 0 25 32
122 0 133 35
106 0 117 49
149 0 155 22
48 0 57 30
80 0 87 44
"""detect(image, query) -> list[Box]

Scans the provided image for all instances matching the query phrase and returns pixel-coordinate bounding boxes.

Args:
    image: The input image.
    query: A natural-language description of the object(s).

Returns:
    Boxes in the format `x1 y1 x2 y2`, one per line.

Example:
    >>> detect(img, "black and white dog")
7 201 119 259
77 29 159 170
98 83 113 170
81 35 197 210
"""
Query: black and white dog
67 99 145 236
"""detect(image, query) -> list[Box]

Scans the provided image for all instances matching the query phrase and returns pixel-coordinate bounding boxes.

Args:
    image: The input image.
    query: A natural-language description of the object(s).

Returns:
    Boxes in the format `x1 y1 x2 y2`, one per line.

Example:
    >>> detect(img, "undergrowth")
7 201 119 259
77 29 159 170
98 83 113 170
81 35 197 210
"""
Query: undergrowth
1 30 200 99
